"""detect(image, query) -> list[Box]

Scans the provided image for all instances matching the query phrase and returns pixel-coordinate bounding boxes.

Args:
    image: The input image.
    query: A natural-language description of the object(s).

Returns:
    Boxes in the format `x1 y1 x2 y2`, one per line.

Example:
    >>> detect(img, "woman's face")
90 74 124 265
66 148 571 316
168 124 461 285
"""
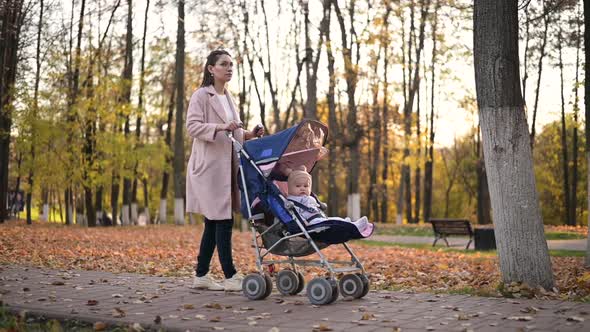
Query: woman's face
208 54 233 84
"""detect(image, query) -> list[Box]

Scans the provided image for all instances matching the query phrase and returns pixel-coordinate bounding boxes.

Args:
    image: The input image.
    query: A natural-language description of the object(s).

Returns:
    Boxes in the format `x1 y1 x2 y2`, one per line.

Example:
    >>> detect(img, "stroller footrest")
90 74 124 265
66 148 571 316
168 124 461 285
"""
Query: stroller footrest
332 266 363 273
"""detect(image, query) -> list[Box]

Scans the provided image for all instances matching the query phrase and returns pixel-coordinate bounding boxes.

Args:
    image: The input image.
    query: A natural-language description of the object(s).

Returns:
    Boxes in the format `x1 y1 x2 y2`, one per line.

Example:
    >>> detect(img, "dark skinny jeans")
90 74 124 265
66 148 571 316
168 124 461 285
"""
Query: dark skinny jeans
195 218 237 279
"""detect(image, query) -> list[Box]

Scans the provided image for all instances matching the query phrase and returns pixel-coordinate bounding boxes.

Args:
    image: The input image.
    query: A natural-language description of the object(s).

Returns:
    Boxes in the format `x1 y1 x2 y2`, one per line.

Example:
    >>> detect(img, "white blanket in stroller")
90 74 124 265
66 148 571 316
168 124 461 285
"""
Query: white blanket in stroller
287 195 373 237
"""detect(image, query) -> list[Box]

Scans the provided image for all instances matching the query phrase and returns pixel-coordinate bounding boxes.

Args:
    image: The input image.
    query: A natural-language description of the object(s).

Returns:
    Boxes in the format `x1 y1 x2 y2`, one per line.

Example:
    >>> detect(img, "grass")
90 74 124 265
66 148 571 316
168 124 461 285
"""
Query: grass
357 240 585 257
374 224 587 240
545 232 586 240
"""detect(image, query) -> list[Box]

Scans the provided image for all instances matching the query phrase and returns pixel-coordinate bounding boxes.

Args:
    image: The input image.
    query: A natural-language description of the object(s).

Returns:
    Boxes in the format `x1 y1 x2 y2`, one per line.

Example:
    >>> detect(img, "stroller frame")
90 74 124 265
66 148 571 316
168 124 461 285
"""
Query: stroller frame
228 132 366 279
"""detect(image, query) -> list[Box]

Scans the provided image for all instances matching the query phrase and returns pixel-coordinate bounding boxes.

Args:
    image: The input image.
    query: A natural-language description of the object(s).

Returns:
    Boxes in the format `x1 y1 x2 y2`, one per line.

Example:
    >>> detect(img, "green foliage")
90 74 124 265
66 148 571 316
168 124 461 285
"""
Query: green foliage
534 115 588 225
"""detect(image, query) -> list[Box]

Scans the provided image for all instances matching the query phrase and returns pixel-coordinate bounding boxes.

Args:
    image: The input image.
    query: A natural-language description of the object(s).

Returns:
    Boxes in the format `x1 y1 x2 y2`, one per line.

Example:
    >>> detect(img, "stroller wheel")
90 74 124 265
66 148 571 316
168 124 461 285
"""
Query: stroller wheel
339 274 364 299
327 279 339 304
276 270 299 296
294 272 305 294
263 273 273 298
242 273 269 300
356 273 370 298
307 277 334 305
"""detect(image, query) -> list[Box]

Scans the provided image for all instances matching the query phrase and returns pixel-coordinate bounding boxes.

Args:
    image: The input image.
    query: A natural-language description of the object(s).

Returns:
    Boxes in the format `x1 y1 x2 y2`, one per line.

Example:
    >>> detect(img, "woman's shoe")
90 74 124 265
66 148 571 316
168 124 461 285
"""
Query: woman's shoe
191 274 224 291
224 273 244 292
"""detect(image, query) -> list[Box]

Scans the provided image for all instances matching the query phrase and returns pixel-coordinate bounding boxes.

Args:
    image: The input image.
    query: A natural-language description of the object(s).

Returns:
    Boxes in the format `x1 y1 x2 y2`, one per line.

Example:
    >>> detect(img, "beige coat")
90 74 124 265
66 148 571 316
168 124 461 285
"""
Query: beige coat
185 85 245 220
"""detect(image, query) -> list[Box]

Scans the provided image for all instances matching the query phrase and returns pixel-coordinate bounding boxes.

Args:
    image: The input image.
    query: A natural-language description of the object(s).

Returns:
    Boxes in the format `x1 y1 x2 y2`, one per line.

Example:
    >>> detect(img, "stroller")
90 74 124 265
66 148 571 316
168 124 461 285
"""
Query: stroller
227 119 370 305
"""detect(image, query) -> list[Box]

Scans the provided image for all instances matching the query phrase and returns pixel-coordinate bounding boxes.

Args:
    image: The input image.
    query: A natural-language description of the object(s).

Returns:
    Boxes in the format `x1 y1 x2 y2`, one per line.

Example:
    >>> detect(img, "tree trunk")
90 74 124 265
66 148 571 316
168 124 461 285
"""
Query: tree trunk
326 9 338 217
173 0 186 225
304 0 330 193
476 128 491 225
41 189 49 222
142 178 149 223
584 0 590 267
332 0 361 221
571 4 582 228
474 0 554 289
95 186 103 225
160 82 175 224
64 0 86 226
414 85 421 223
131 0 150 225
83 66 96 227
26 0 44 225
380 4 391 223
529 0 550 149
423 0 439 224
404 0 429 224
121 0 133 226
395 174 404 224
0 0 25 223
521 8 530 100
557 28 572 226
368 48 383 222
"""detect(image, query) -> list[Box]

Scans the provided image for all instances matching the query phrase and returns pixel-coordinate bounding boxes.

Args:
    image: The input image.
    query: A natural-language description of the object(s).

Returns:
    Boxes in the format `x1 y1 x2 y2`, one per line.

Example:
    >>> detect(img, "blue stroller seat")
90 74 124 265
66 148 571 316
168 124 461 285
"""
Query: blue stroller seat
228 119 370 305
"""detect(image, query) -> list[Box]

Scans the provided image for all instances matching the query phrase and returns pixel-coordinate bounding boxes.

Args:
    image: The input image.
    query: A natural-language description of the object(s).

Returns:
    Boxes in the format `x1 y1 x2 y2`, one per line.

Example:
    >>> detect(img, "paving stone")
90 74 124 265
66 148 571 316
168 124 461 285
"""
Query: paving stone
2 264 590 331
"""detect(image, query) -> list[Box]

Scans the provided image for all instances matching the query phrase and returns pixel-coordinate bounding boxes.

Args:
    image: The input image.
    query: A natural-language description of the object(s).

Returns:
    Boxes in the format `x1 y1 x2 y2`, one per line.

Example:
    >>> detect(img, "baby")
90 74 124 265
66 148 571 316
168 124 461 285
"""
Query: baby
285 166 374 237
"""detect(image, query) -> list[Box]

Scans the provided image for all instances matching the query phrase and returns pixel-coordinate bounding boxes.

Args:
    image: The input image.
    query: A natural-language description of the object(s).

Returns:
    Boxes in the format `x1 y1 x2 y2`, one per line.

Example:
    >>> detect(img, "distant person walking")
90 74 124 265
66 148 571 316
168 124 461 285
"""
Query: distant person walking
185 50 264 291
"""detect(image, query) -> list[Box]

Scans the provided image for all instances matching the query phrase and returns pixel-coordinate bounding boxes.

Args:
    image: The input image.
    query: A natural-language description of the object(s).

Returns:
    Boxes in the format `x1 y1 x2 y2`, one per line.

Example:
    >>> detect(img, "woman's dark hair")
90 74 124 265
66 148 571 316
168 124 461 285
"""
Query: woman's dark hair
201 49 231 87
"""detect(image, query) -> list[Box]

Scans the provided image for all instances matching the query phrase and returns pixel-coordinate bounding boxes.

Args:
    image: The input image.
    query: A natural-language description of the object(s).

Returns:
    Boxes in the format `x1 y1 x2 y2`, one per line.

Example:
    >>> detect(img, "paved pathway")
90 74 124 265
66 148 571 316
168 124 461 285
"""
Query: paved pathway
1 265 589 331
368 235 587 251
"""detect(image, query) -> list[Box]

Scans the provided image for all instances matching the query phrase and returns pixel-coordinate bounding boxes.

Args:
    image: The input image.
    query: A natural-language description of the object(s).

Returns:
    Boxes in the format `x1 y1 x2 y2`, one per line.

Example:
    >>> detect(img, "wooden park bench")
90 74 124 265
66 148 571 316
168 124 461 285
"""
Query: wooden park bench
429 218 474 249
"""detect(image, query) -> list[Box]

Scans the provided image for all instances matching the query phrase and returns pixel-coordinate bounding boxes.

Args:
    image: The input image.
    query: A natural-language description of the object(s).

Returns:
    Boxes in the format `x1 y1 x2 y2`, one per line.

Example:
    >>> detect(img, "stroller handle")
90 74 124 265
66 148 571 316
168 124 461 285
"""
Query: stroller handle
225 131 243 152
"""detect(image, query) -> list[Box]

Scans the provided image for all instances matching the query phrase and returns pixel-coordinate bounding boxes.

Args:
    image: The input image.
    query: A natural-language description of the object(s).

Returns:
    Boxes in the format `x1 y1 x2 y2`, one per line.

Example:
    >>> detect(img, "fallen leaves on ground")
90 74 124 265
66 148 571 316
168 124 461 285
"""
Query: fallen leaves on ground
0 222 588 300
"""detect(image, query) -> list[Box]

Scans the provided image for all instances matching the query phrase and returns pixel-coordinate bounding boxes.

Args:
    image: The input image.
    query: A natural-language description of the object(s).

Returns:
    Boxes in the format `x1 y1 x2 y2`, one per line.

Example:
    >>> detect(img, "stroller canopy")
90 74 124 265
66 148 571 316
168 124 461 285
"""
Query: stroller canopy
239 120 328 222
243 119 328 181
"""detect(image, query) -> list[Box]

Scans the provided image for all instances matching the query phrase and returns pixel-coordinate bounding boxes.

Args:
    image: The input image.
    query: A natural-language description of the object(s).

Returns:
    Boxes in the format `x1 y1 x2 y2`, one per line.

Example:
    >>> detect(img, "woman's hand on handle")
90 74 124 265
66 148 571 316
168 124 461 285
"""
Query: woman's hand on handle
217 120 242 132
252 124 264 138
244 124 264 140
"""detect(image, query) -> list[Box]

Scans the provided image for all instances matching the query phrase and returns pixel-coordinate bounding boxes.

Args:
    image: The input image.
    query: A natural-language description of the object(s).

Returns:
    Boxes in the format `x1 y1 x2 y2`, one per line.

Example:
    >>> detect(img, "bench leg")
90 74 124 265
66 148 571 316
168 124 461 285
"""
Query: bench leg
443 237 450 247
466 238 472 250
432 236 439 247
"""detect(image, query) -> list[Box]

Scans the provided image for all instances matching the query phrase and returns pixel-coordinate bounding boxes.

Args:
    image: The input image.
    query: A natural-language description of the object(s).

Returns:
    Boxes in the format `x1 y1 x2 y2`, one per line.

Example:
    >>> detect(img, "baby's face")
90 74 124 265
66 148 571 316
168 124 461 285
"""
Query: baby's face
290 177 311 196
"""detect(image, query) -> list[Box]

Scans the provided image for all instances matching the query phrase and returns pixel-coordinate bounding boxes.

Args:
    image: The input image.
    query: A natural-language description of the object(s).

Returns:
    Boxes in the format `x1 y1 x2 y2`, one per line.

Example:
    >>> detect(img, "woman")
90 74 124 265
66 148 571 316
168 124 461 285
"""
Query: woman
186 49 264 291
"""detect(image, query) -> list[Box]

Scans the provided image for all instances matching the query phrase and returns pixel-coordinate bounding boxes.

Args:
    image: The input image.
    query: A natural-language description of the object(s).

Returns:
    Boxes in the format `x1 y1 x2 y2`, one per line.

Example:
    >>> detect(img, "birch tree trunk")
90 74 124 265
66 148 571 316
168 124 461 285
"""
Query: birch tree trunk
474 0 554 289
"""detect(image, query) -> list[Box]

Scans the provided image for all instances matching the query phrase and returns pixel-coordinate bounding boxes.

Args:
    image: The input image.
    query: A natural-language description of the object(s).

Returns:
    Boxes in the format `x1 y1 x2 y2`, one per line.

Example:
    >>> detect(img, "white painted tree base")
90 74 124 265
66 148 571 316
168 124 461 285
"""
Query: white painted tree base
159 199 167 224
41 204 49 222
67 206 73 225
347 193 360 221
121 205 130 226
131 203 138 225
480 106 553 288
137 213 148 226
174 198 184 225
76 213 87 227
96 210 103 225
396 214 402 225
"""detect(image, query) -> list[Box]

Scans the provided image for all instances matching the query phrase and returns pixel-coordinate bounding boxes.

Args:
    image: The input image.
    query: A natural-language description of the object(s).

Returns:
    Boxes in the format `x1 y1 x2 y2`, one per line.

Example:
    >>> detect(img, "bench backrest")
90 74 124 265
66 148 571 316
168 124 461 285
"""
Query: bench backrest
430 218 473 236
